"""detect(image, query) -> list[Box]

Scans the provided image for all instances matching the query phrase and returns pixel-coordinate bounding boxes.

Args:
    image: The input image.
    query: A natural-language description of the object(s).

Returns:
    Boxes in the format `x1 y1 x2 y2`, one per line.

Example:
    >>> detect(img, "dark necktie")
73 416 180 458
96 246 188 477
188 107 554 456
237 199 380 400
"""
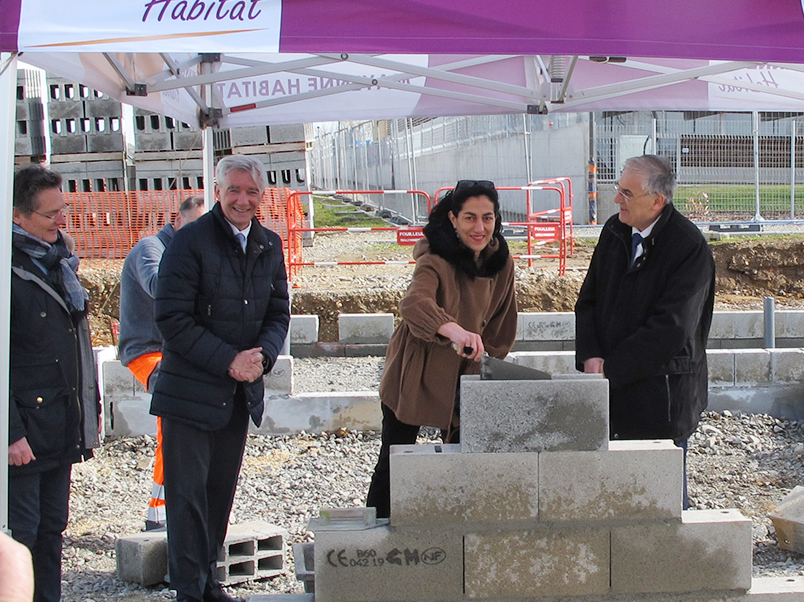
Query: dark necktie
630 233 644 266
236 232 247 253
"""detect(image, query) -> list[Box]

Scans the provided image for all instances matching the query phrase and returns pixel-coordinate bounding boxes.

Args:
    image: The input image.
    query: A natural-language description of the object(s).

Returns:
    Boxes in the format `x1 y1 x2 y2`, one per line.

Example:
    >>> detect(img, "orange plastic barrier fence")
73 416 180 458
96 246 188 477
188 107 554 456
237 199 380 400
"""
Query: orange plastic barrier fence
63 188 305 276
432 181 573 275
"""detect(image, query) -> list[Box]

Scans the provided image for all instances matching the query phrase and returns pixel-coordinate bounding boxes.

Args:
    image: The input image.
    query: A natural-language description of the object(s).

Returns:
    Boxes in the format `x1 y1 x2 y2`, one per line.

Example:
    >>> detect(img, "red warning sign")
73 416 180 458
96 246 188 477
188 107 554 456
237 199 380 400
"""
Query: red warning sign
397 228 425 245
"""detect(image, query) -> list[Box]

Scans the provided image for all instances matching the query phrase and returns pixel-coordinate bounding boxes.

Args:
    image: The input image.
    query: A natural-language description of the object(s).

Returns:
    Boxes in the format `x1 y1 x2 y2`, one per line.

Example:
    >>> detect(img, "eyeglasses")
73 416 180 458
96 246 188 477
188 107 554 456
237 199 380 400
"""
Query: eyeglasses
33 205 71 222
455 180 495 193
613 183 653 201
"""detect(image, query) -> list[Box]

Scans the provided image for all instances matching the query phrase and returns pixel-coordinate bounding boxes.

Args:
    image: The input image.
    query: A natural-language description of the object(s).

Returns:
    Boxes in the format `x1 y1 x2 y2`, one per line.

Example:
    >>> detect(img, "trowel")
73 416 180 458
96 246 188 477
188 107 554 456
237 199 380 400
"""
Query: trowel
453 343 551 380
480 354 552 380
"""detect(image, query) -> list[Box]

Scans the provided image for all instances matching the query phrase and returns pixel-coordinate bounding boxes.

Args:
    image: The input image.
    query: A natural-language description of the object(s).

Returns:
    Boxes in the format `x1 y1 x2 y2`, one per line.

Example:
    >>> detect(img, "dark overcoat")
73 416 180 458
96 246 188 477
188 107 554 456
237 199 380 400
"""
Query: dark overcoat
150 203 290 429
575 203 715 442
9 249 100 476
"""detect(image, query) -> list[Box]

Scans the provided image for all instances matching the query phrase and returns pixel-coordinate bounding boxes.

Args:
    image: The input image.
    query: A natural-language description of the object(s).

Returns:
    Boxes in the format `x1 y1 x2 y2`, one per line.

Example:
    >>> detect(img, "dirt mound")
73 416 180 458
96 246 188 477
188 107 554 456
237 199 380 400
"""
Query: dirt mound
81 235 804 346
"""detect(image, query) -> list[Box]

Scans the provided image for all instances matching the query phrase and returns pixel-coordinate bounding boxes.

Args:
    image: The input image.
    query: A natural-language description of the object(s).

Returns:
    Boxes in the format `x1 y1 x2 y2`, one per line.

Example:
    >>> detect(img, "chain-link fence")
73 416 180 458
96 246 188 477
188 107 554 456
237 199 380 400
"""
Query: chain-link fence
311 111 804 225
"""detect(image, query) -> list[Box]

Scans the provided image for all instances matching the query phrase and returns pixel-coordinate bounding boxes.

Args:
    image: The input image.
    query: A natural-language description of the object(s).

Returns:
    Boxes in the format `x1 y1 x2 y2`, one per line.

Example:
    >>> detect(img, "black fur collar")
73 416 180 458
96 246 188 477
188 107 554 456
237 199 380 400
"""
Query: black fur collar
423 221 510 279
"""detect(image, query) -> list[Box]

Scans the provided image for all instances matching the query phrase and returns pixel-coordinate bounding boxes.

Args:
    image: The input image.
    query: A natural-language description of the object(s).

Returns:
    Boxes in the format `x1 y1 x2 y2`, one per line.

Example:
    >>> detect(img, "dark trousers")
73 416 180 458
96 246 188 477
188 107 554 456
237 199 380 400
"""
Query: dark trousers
8 463 72 602
366 404 420 519
162 397 249 601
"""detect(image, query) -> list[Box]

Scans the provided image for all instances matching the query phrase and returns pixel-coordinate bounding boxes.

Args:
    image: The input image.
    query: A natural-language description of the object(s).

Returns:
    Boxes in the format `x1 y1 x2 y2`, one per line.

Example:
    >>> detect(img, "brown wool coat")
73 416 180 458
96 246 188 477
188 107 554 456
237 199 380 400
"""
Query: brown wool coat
380 239 518 429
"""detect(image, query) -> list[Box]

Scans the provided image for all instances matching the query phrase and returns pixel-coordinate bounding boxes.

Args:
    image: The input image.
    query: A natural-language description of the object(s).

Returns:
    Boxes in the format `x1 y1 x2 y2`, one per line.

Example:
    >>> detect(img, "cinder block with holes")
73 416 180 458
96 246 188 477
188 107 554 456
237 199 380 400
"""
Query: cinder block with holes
215 521 287 585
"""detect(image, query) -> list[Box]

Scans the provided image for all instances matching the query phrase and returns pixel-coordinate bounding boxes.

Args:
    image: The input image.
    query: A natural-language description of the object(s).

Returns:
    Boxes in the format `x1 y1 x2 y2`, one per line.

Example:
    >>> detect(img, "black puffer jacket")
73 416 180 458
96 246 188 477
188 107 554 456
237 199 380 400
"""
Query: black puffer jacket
9 249 100 476
150 203 290 430
575 203 715 442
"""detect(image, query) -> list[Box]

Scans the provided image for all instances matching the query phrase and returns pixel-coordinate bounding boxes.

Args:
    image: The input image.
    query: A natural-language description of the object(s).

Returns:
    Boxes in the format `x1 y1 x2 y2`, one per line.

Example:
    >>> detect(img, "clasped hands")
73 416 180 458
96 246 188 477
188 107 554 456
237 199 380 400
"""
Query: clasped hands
228 347 264 382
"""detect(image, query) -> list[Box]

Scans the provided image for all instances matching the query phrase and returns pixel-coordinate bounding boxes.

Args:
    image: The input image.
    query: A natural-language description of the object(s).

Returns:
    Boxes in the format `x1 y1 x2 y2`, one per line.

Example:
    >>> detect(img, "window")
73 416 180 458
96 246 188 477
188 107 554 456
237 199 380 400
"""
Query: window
17 121 27 136
150 115 161 130
135 115 145 131
64 84 74 99
51 120 61 134
65 119 76 134
139 178 148 191
50 85 60 100
95 118 106 133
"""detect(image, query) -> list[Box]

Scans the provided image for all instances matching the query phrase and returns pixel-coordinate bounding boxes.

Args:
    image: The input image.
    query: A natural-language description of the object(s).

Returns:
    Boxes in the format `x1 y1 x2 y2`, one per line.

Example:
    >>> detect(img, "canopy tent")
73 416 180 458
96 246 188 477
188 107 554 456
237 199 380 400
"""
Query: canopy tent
3 0 804 128
4 0 804 528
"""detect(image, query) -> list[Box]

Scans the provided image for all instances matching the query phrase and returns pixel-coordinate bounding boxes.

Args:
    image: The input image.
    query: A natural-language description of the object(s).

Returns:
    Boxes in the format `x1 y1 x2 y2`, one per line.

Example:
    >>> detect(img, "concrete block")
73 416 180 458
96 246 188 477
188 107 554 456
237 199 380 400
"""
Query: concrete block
265 355 293 393
518 312 575 341
464 527 610 598
460 376 609 453
707 349 736 385
338 313 393 344
769 485 804 553
88 134 124 153
771 349 804 383
85 99 122 118
255 392 381 435
312 524 462 602
269 124 305 144
539 440 683 521
231 126 269 146
218 521 286 585
732 311 764 339
776 310 804 339
48 101 83 119
611 508 752 594
115 529 167 585
389 444 539 526
172 130 202 150
292 542 315 593
136 132 171 152
290 314 319 345
710 311 736 340
735 349 771 384
510 350 576 374
51 135 87 154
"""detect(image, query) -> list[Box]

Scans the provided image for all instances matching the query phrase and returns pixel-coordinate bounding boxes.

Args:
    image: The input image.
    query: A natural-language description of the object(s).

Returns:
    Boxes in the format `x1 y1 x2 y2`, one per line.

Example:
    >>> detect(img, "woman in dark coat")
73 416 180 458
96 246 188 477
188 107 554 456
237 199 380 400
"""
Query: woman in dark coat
366 180 518 518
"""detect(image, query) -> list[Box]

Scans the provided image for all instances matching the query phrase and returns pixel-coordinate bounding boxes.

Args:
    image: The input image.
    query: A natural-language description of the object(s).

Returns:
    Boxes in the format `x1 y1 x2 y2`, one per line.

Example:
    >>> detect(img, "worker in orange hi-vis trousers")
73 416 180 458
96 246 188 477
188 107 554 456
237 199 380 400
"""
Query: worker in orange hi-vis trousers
118 196 205 530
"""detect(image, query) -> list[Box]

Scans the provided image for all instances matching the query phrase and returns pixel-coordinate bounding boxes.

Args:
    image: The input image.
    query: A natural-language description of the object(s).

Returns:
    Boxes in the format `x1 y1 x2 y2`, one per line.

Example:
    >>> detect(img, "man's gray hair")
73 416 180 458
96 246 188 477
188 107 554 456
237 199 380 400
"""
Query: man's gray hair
179 195 204 216
623 155 676 203
215 155 267 191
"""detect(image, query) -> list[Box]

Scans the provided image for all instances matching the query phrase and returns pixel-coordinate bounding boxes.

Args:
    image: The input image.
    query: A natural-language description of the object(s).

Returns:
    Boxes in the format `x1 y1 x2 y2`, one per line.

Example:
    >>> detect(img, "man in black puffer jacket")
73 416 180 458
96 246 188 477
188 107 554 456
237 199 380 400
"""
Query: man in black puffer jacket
150 155 290 602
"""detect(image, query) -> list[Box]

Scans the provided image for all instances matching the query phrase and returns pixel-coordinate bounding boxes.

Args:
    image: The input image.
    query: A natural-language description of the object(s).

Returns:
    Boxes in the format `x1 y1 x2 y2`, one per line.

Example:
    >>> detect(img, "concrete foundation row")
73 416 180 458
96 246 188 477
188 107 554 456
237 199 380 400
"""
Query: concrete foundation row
289 310 804 356
97 342 804 439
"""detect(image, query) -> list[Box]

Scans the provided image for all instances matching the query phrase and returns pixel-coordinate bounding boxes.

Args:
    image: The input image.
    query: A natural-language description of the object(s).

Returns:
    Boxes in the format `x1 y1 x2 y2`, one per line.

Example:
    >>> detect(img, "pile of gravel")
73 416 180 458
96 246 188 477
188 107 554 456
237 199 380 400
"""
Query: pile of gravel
61 359 804 601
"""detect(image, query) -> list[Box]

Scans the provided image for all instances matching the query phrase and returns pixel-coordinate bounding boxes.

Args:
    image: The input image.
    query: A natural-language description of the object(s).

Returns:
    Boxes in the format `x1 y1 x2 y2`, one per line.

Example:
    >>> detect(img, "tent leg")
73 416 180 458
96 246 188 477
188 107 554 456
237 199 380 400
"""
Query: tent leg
202 126 215 211
0 53 18 531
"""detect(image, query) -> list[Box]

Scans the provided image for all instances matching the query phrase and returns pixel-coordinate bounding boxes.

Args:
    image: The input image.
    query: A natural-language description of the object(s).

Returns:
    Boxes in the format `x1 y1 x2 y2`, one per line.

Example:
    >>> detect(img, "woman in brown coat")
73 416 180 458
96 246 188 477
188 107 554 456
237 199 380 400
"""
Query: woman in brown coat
366 180 518 517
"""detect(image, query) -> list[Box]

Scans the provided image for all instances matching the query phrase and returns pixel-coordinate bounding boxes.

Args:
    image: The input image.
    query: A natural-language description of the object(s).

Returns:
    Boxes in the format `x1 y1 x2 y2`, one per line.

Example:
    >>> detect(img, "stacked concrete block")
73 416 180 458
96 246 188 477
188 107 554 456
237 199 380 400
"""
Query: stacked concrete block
338 313 394 345
217 521 287 585
310 375 761 602
460 375 609 453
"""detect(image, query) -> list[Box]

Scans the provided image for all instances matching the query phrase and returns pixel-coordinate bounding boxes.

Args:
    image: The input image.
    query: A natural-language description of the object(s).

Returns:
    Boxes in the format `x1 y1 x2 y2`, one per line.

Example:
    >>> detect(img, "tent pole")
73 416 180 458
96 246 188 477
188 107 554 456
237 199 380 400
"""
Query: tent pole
202 126 215 211
0 53 18 531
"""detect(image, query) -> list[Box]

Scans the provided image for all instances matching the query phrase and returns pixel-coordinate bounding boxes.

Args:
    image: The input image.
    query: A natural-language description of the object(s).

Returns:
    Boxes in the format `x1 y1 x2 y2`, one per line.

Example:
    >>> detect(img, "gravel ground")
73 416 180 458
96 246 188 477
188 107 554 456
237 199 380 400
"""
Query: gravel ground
61 228 804 600
62 355 804 601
